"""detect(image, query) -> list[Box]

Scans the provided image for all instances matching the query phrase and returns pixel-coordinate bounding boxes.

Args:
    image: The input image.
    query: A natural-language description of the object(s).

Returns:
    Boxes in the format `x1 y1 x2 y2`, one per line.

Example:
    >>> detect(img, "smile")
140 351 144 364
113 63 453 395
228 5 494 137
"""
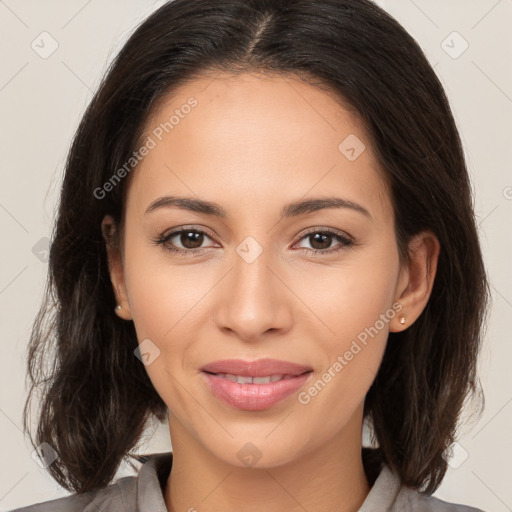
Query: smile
200 369 312 411
210 373 296 384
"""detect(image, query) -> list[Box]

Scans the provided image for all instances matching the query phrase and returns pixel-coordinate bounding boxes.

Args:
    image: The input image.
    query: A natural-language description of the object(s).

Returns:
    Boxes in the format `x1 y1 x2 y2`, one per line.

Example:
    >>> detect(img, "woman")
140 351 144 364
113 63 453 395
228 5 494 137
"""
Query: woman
16 0 489 510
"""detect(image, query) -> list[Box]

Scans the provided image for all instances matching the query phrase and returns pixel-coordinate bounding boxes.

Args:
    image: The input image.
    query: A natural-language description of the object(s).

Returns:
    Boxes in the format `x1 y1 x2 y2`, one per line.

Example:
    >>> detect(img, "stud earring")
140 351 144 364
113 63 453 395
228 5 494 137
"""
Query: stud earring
399 315 406 325
115 304 122 311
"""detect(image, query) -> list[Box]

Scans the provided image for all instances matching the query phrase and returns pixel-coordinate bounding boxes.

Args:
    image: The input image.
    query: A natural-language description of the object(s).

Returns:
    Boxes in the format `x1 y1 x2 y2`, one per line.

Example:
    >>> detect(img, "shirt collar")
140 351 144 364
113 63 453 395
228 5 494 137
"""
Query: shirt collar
358 464 402 511
136 452 173 511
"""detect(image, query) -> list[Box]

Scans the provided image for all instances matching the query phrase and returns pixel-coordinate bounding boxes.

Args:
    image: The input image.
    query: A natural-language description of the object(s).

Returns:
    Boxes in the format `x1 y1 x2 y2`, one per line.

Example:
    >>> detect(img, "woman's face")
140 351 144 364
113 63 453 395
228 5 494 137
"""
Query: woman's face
107 72 414 468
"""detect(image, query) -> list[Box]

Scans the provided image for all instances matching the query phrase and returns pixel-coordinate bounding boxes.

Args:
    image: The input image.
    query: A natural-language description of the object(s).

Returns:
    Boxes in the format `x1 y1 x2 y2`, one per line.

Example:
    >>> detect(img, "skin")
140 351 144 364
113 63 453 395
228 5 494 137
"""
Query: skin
102 71 440 512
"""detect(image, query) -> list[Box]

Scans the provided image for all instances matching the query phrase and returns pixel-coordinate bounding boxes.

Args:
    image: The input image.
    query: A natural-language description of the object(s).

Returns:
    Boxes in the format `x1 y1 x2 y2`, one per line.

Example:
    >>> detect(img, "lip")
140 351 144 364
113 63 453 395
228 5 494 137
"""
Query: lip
200 358 312 377
200 358 313 411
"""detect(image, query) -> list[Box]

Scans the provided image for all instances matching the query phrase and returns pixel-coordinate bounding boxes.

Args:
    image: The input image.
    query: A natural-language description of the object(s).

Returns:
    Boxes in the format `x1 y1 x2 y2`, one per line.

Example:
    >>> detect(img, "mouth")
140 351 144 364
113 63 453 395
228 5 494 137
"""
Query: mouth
203 373 306 384
200 359 313 411
200 358 313 377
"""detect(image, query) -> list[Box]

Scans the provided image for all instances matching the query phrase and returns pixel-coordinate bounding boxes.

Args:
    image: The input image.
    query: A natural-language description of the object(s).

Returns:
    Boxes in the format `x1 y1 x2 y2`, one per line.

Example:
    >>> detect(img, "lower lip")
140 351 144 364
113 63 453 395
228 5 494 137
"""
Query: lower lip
201 372 312 411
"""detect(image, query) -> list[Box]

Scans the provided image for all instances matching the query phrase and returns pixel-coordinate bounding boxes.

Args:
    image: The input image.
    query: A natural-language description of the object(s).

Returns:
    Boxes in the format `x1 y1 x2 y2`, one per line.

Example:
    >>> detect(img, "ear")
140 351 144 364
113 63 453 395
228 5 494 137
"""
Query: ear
389 230 440 332
101 215 133 321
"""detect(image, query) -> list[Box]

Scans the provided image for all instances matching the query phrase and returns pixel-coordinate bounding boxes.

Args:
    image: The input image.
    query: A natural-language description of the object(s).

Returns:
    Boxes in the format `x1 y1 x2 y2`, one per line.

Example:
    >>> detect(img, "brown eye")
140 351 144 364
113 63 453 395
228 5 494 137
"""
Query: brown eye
173 230 206 250
308 233 334 250
295 229 353 255
153 227 217 255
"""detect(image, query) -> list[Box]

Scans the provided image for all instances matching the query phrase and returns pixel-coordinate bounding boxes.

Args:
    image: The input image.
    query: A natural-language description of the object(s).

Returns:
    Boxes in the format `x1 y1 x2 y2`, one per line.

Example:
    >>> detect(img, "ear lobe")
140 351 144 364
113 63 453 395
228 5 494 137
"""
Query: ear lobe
389 230 440 332
101 215 133 321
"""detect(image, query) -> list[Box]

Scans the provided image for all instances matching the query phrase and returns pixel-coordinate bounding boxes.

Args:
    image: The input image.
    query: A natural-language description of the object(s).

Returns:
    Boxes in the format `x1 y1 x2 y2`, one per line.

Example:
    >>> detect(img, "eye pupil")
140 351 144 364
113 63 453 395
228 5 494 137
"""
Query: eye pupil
181 231 204 249
310 233 332 250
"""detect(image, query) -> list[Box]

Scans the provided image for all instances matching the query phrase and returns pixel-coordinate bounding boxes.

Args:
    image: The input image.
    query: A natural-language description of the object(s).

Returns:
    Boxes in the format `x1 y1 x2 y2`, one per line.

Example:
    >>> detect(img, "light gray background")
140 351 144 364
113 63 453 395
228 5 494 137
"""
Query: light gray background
1 1 511 510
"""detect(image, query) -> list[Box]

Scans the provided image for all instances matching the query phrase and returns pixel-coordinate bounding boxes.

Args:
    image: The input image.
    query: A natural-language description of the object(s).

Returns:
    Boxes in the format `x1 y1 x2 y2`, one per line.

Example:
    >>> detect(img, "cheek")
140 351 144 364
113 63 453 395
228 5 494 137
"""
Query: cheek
123 232 208 337
123 256 204 413
295 246 399 409
295 241 399 338
295 287 395 439
122 240 236 418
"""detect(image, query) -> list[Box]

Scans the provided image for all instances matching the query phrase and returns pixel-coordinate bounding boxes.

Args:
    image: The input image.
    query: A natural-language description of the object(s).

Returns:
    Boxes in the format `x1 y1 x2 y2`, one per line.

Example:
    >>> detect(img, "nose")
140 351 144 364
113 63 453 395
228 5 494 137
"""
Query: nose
213 241 293 343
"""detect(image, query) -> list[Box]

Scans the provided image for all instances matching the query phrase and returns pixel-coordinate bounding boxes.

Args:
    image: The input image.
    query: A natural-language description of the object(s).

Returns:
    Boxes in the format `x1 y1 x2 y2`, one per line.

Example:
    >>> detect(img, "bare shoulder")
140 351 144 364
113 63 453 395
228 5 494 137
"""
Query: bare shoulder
9 474 137 512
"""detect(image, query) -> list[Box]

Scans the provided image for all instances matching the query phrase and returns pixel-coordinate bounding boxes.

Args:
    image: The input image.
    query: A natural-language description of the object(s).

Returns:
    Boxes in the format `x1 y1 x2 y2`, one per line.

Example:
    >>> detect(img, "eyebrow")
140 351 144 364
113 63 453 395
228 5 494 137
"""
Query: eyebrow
144 195 372 220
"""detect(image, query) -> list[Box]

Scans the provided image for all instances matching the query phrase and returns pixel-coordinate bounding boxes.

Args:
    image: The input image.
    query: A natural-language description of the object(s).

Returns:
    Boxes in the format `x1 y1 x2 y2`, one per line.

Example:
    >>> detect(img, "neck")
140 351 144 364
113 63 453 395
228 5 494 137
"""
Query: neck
164 408 371 512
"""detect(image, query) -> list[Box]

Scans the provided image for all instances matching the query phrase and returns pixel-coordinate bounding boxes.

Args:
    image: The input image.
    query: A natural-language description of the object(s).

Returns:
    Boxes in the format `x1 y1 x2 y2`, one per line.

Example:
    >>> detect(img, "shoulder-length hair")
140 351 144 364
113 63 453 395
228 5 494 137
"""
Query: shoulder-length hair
24 0 490 495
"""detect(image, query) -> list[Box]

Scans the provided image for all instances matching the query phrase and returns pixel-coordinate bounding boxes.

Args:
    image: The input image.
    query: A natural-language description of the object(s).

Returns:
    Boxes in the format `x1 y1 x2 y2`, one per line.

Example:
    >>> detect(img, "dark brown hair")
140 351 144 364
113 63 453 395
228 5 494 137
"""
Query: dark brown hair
24 0 489 496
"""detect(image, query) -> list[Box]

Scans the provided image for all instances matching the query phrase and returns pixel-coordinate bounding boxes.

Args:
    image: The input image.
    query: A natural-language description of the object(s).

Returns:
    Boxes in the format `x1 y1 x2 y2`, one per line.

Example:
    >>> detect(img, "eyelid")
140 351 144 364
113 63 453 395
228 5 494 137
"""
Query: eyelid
154 225 354 255
291 226 354 255
294 226 354 244
162 225 218 242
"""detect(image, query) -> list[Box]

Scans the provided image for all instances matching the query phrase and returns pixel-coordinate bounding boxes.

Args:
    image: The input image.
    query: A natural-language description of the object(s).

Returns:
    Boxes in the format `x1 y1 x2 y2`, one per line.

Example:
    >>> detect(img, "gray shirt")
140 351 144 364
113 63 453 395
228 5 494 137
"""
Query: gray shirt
11 452 485 511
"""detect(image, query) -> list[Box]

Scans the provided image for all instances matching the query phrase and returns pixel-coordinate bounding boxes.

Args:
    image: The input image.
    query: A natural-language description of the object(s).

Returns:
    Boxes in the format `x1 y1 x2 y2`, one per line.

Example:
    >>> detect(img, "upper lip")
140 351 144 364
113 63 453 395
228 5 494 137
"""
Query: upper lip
200 358 313 377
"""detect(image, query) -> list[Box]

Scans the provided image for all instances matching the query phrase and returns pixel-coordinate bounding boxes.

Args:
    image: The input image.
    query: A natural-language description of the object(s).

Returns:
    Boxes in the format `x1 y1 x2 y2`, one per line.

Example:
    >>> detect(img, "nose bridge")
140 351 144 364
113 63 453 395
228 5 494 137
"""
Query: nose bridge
214 234 291 339
234 234 272 295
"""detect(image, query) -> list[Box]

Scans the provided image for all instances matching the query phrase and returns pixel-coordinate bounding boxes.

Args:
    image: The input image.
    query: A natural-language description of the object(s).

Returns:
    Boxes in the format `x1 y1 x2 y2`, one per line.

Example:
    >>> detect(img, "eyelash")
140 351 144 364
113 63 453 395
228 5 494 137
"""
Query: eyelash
151 226 354 257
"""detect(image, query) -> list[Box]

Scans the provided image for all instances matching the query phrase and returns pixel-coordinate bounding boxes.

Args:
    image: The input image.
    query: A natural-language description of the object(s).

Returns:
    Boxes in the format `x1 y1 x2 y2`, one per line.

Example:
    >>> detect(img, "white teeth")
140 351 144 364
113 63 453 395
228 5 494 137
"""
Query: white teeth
215 373 290 384
253 376 271 384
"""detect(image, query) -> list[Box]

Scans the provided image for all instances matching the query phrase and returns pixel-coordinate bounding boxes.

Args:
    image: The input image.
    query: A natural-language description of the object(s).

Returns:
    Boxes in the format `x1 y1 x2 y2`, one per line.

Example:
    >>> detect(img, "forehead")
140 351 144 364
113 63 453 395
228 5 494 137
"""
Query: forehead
126 72 392 222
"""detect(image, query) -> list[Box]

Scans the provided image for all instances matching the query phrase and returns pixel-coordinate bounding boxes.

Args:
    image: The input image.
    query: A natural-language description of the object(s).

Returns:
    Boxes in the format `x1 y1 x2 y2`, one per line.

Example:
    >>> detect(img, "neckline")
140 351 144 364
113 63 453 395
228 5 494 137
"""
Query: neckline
136 451 402 511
